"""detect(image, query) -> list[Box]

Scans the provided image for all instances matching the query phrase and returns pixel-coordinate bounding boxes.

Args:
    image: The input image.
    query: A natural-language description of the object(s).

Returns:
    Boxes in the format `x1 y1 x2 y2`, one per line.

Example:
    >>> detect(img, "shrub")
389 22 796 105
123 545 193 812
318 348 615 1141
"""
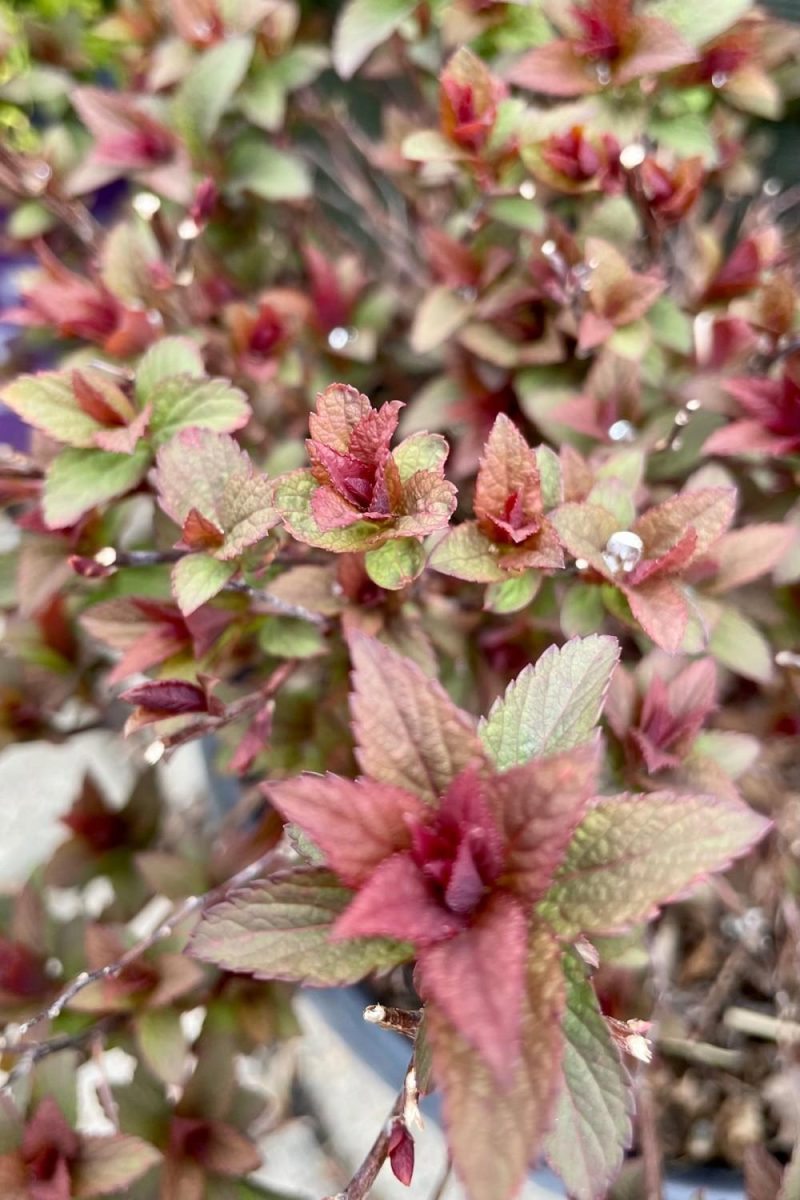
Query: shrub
0 1 798 1197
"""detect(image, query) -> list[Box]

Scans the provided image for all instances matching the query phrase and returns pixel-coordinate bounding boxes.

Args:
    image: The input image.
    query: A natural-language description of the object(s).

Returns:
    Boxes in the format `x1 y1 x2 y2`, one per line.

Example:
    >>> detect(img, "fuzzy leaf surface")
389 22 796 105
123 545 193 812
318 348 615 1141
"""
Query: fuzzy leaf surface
44 445 150 529
149 377 251 446
172 553 236 615
190 868 412 985
480 636 619 769
538 791 771 938
348 632 484 802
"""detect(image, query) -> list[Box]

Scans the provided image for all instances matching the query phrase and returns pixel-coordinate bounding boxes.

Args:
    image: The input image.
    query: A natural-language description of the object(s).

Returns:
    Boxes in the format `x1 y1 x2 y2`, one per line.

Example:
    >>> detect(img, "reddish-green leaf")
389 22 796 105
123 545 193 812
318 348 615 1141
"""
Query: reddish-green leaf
428 522 508 583
425 921 565 1200
44 444 151 529
348 632 484 802
479 636 620 769
538 791 771 938
172 553 236 616
189 868 412 985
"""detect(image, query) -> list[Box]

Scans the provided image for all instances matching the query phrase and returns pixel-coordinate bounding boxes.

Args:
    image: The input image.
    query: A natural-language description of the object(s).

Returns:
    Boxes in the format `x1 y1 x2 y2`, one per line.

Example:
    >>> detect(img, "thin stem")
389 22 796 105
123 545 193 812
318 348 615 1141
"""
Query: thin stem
0 143 102 252
323 1061 417 1200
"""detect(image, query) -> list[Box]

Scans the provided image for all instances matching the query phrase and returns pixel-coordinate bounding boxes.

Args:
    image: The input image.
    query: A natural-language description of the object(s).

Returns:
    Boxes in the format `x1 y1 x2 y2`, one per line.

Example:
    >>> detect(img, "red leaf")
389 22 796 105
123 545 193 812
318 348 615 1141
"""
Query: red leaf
624 577 689 654
416 892 528 1082
267 774 427 888
388 1122 415 1187
332 853 464 945
508 41 599 97
181 507 225 551
120 679 214 717
72 372 129 426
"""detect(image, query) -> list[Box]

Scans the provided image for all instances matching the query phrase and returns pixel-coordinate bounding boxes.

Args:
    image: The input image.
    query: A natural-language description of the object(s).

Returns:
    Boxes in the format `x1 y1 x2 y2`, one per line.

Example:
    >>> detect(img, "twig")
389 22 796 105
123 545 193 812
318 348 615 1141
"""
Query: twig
722 1006 800 1044
363 1004 422 1040
0 847 280 1083
0 143 102 252
223 581 329 626
323 1061 418 1200
90 1034 120 1130
638 1078 664 1200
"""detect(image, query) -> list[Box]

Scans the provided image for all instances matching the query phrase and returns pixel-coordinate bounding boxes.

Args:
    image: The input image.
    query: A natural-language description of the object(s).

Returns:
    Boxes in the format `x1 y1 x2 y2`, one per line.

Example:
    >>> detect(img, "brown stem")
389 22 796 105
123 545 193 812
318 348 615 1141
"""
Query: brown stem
363 1004 422 1039
638 1078 664 1200
0 143 102 252
323 1061 417 1200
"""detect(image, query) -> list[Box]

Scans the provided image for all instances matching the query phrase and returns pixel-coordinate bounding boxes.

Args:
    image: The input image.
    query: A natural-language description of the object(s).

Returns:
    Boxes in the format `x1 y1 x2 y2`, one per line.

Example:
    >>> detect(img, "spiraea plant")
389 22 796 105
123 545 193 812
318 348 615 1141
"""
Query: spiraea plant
0 0 798 1198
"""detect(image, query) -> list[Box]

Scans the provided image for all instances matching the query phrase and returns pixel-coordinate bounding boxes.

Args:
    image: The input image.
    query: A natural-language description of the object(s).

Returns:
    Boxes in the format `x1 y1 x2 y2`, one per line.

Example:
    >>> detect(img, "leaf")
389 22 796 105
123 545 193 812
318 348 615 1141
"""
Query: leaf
189 868 412 985
545 951 633 1200
560 583 605 637
426 921 565 1200
44 445 151 529
479 636 620 769
538 791 771 938
136 1008 186 1087
273 471 387 552
706 602 773 684
416 893 528 1081
156 429 277 559
227 139 312 201
267 774 427 888
149 377 251 446
135 338 204 403
348 632 484 803
624 576 689 654
402 129 466 162
172 554 236 616
647 0 752 46
72 1135 160 1198
429 523 507 583
391 432 450 481
173 36 253 151
706 524 796 594
332 0 417 79
364 538 426 590
100 218 162 306
409 286 472 355
258 616 325 659
484 571 540 614
1 373 101 448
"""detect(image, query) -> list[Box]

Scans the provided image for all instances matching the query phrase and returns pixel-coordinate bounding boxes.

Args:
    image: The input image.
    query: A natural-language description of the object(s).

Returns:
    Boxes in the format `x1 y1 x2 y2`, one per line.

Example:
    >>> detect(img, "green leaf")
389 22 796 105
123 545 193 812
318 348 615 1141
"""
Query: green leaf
648 112 717 164
258 616 326 658
402 129 465 162
227 139 311 201
7 200 54 240
425 922 565 1200
538 791 770 938
705 602 774 684
484 571 540 614
545 951 633 1200
409 286 472 354
174 36 253 151
136 1009 186 1087
1 373 100 448
646 296 693 353
172 553 236 616
428 523 507 583
392 432 449 482
364 538 426 590
149 377 251 446
648 0 752 46
100 219 162 306
239 46 329 131
135 338 205 403
560 583 606 637
332 0 417 79
44 445 151 530
536 444 563 509
190 868 412 985
480 635 620 769
72 1135 161 1198
273 471 387 551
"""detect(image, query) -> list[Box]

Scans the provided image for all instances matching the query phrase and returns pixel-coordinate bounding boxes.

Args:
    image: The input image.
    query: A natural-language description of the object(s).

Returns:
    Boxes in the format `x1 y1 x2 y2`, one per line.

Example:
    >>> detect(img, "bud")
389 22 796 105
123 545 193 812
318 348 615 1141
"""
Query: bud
387 1120 415 1187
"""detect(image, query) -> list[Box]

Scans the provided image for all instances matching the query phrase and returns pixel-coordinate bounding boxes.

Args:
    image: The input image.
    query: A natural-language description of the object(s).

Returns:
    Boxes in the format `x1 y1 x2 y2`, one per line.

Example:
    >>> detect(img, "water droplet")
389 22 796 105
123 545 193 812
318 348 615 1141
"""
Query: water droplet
763 177 781 197
608 419 635 443
619 143 645 170
146 309 163 328
776 650 800 669
47 1004 61 1020
456 286 478 302
177 216 200 240
94 546 117 567
45 958 63 979
674 410 690 427
711 71 728 88
685 398 701 412
518 180 536 199
671 437 684 452
327 326 351 351
541 240 557 257
596 63 611 85
176 265 195 286
602 530 644 575
575 558 589 571
33 162 51 180
133 192 161 220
